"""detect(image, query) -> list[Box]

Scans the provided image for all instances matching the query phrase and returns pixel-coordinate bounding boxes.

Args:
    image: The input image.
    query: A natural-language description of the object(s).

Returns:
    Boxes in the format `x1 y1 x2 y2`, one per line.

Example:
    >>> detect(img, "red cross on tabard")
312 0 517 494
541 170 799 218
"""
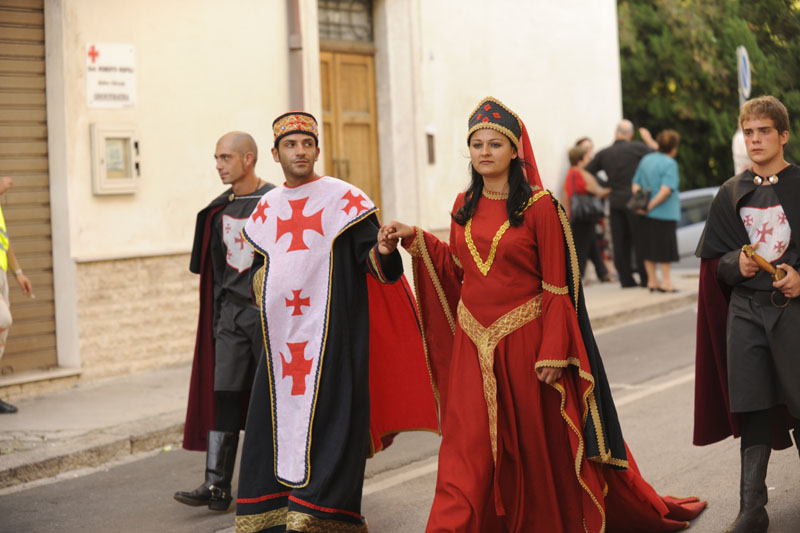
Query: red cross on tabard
285 289 310 316
280 341 313 396
755 222 773 244
88 45 99 63
252 200 269 224
234 235 246 250
276 197 324 251
743 214 754 227
778 212 787 225
225 223 232 234
774 240 785 253
341 189 368 215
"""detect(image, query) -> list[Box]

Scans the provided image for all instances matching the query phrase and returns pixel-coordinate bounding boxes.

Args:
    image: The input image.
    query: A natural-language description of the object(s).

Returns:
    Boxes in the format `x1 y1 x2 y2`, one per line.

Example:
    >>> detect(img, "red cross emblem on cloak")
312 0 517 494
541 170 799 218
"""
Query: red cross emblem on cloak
755 222 773 244
285 289 310 316
280 341 313 396
276 197 324 251
252 200 269 224
341 190 369 216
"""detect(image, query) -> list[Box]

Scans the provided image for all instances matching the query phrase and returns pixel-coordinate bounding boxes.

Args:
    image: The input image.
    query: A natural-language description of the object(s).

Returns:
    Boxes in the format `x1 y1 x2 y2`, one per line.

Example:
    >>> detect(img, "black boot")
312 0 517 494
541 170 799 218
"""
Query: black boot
0 398 17 414
174 430 239 511
725 444 771 533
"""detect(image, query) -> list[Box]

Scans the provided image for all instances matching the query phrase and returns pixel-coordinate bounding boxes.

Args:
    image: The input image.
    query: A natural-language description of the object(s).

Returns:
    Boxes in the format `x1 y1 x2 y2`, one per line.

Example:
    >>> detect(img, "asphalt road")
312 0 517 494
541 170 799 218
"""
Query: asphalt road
2 308 799 532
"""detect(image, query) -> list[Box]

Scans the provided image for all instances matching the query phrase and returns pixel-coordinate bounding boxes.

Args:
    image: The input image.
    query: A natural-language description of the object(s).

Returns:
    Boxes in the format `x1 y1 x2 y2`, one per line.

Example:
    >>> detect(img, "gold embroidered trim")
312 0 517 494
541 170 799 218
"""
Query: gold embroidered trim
542 281 568 295
554 197 581 310
550 380 607 533
457 295 543 463
411 226 456 334
287 510 368 532
253 265 265 308
451 253 463 270
464 191 546 277
481 188 508 200
236 507 288 532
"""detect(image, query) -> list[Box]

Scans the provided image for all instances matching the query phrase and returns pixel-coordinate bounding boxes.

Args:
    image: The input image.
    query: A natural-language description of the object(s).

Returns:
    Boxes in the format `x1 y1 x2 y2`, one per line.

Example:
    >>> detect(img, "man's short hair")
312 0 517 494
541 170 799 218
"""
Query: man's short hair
739 95 790 133
656 129 680 154
568 145 587 166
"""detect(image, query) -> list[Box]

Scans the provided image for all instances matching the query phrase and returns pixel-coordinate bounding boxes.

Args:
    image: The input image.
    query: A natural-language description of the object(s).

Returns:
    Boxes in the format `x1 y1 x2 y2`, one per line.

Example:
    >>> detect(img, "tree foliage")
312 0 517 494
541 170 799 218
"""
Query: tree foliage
618 0 800 189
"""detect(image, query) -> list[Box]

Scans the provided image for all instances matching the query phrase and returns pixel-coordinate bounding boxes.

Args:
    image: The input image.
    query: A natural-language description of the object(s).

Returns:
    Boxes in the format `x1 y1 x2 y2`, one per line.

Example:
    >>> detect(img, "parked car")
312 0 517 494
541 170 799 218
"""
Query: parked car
677 187 719 258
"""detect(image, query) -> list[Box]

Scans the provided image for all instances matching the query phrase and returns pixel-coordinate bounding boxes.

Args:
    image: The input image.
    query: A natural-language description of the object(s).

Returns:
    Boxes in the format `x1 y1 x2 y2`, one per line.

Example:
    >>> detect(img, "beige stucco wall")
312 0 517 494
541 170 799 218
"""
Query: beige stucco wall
45 0 310 376
411 0 623 230
44 0 621 379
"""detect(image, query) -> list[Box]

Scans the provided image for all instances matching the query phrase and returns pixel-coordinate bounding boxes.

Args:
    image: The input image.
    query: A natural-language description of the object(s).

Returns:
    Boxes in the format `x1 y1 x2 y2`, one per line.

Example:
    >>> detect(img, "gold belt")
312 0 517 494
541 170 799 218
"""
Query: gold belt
456 294 543 463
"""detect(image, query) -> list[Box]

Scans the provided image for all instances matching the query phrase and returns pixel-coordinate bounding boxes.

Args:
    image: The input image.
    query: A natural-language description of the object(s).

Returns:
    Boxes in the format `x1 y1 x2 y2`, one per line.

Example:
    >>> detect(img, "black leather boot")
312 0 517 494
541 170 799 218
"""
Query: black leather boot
174 430 239 511
0 398 17 414
724 444 771 533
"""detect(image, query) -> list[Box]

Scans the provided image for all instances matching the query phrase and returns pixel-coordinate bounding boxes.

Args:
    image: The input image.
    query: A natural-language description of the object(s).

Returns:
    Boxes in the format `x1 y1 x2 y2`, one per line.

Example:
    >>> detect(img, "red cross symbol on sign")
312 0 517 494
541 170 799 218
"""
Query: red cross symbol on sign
285 289 310 316
88 45 99 63
276 197 324 251
280 341 313 396
341 190 368 216
234 235 246 250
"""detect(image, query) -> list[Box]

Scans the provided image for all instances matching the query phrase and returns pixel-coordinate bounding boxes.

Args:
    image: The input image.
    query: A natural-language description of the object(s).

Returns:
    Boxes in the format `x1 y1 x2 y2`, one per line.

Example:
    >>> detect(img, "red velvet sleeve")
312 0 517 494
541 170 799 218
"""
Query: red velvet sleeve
530 197 585 367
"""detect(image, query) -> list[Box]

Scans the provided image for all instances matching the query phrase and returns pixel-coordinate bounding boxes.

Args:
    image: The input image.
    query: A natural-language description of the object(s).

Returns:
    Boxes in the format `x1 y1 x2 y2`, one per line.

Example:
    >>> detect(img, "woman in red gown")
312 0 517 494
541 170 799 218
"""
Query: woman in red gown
379 97 705 532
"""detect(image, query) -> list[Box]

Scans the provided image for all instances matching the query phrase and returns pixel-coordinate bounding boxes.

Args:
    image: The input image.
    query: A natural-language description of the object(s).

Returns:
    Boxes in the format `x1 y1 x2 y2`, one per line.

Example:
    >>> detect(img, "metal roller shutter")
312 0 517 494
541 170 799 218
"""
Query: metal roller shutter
0 0 57 375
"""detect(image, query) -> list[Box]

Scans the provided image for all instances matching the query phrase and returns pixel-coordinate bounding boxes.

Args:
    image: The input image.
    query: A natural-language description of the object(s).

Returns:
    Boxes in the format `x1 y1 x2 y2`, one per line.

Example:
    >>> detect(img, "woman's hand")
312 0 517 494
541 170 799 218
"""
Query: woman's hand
536 366 563 385
774 264 800 298
378 220 414 255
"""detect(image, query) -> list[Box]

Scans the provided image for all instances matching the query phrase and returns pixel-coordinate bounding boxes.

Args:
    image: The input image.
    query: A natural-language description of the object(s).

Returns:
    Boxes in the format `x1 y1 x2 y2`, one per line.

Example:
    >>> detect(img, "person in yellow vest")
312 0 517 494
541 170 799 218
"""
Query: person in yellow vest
0 176 34 414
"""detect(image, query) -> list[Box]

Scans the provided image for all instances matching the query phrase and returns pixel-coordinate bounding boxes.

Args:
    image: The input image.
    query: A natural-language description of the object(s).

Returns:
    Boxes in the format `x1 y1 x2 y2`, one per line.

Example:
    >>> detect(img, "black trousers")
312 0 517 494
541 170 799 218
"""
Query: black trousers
571 220 608 279
609 208 647 287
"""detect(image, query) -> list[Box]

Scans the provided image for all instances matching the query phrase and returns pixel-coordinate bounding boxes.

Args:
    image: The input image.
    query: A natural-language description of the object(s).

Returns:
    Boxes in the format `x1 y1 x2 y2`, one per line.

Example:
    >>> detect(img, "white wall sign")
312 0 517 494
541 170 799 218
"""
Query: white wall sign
86 43 136 108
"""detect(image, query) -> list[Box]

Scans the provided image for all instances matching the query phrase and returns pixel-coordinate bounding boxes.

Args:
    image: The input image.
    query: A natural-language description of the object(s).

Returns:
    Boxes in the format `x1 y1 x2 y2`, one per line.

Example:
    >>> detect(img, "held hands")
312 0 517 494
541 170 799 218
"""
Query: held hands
774 264 800 298
536 366 563 385
377 220 415 256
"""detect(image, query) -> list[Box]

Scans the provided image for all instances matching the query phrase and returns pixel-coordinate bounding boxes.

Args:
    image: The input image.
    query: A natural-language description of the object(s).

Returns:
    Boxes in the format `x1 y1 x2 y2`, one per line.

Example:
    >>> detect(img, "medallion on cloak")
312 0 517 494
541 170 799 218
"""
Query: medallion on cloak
740 205 792 263
221 214 254 273
242 176 375 486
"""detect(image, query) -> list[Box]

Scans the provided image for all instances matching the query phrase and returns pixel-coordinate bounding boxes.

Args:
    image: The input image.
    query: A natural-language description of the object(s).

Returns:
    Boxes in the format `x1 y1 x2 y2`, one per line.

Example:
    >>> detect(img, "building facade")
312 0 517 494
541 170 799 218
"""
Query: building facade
0 0 622 398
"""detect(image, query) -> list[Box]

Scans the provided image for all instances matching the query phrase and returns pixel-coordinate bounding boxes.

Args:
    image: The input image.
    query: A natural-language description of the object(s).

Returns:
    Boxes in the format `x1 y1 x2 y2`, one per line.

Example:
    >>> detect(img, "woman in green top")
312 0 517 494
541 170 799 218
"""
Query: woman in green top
632 130 681 292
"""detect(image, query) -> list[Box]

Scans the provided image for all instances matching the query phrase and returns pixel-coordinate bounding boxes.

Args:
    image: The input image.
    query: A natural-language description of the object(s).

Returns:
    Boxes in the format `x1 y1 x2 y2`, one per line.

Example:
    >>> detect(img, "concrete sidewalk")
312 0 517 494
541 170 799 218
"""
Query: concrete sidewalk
0 269 700 492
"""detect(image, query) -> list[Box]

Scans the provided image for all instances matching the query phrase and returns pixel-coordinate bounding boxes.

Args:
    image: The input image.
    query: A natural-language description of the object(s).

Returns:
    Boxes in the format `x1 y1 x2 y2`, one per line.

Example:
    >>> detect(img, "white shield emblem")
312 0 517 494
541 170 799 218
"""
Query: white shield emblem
740 205 792 263
221 214 254 273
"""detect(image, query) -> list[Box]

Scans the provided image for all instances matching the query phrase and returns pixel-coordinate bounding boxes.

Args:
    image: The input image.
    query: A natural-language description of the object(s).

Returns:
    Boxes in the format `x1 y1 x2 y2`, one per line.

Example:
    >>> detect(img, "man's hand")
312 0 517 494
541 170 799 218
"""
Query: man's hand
739 250 759 278
774 264 800 298
536 366 563 385
15 271 32 298
377 224 399 256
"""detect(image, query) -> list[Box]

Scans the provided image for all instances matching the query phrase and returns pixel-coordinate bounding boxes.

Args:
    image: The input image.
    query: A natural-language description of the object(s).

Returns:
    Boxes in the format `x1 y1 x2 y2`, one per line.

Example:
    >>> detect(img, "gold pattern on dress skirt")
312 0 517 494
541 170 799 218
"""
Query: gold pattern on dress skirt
287 511 368 532
457 295 543 463
235 507 288 532
542 281 569 295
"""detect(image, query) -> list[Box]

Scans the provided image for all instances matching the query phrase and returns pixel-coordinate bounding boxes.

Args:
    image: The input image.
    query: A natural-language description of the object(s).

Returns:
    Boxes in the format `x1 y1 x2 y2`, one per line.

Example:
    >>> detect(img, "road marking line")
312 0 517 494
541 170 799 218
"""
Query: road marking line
363 458 438 496
614 371 694 408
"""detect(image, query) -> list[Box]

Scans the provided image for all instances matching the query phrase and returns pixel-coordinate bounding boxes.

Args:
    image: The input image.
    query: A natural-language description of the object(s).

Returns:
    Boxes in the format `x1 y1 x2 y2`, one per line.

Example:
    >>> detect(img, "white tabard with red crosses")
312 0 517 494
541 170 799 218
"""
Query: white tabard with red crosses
242 176 376 487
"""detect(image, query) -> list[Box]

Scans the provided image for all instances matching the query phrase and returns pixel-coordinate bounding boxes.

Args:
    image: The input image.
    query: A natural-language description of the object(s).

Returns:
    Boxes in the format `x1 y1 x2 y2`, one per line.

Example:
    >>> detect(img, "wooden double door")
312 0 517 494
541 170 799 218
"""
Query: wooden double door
319 51 381 210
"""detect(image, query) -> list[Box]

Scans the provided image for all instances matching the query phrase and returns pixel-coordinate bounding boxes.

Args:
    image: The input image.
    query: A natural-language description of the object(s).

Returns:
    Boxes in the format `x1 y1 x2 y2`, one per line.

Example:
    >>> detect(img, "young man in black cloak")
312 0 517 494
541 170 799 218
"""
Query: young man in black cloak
695 95 800 533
